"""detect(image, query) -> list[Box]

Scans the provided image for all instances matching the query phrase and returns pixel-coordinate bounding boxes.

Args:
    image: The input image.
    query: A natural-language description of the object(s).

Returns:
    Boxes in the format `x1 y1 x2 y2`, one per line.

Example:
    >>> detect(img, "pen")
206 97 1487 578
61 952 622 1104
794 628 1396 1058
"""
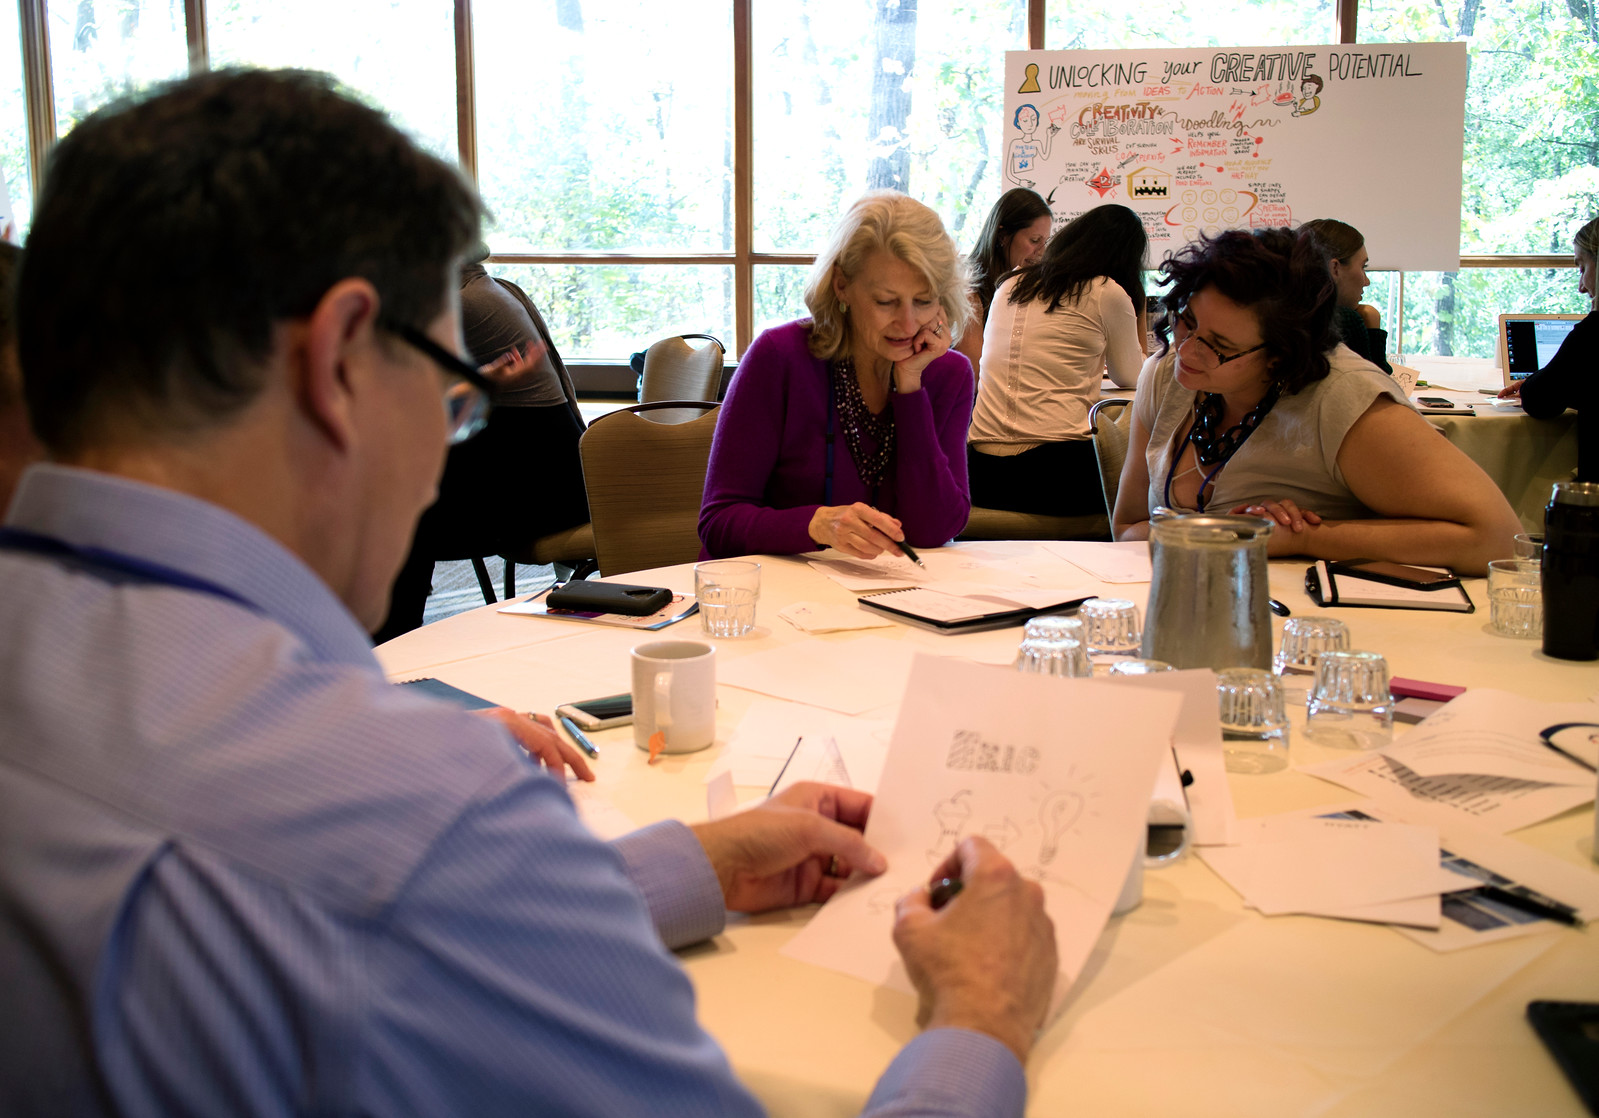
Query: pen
1538 724 1599 773
557 714 600 759
895 539 926 568
1269 598 1291 617
929 877 963 910
1475 885 1584 928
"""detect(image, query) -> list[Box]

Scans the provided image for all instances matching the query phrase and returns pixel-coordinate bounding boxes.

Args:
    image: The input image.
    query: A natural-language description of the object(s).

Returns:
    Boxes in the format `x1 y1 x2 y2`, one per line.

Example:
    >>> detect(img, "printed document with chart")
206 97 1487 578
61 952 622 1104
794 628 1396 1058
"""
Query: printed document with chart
783 655 1181 1016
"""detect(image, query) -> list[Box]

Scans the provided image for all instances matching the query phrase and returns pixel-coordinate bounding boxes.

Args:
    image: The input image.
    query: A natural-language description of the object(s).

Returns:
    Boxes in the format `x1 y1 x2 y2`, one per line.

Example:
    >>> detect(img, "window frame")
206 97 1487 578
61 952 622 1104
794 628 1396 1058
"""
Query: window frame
11 0 1575 376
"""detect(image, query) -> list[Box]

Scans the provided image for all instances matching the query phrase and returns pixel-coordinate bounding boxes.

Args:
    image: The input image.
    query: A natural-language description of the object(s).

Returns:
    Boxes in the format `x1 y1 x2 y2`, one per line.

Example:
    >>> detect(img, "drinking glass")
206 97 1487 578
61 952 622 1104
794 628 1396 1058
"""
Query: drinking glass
1078 598 1142 656
1108 659 1174 675
1305 650 1393 750
694 560 761 638
1273 615 1351 675
1512 533 1543 561
1015 615 1092 677
1216 668 1290 774
1486 559 1542 639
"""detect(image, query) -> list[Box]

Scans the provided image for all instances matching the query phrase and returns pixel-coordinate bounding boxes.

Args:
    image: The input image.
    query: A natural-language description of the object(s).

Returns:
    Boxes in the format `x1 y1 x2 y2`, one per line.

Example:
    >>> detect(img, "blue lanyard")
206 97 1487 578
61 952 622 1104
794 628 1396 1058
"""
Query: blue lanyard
1163 443 1227 513
0 526 260 613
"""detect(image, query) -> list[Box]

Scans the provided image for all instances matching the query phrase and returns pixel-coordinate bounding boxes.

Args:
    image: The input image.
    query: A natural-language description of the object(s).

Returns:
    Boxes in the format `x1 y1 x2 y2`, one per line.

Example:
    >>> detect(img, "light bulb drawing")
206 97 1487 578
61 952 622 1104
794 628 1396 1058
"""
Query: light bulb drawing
1036 790 1084 866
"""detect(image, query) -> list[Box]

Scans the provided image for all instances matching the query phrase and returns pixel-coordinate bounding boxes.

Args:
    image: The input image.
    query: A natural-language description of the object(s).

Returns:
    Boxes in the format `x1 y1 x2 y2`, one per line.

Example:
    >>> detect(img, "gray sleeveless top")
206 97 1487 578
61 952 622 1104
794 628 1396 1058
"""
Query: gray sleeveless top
1135 344 1412 519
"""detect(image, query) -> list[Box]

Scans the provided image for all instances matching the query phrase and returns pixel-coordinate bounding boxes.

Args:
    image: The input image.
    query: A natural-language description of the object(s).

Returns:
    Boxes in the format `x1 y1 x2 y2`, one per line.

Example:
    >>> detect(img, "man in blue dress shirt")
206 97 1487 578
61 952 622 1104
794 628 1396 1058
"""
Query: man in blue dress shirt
0 70 1057 1116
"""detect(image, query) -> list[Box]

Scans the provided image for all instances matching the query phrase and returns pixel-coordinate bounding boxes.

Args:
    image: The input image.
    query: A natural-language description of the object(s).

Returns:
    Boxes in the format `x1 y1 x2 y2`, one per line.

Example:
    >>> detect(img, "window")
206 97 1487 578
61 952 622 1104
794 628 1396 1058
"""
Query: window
45 0 188 137
8 0 1585 364
1048 1 1335 50
208 0 456 159
0 1 28 236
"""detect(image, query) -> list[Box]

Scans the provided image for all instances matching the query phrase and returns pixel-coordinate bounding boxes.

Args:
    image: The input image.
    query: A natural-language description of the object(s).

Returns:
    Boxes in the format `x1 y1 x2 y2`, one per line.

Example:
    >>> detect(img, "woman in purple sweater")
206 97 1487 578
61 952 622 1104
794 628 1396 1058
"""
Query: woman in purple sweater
699 192 976 559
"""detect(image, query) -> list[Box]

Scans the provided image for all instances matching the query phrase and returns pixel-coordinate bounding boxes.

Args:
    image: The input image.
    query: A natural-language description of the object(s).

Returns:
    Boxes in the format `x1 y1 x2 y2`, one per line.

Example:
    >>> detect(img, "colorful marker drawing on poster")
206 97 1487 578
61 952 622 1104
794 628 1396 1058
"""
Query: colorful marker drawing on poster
1001 43 1469 269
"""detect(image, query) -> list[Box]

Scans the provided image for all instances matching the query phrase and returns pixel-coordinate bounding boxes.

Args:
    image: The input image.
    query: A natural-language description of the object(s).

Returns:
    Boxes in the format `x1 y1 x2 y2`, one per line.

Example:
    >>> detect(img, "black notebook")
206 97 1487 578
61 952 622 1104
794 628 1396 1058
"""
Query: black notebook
1305 561 1475 613
858 587 1095 633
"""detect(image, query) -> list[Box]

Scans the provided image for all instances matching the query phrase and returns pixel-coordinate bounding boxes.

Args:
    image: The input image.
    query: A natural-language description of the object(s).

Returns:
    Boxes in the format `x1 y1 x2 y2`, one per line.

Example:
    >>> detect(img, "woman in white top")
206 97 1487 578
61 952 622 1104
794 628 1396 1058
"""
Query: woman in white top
1113 227 1519 575
968 203 1146 516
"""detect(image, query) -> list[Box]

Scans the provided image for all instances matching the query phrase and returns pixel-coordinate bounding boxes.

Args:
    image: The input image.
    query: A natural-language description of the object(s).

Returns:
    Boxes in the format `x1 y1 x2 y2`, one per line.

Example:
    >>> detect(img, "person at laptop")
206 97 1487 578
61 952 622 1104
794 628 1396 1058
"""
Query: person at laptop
1299 218 1392 374
1113 227 1520 575
1498 215 1597 480
1 70 1056 1117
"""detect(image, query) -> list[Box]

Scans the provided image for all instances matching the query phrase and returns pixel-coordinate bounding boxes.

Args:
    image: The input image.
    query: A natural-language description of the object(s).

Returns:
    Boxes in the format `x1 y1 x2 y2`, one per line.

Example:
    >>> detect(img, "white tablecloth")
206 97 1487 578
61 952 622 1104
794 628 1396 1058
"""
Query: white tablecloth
377 544 1598 1117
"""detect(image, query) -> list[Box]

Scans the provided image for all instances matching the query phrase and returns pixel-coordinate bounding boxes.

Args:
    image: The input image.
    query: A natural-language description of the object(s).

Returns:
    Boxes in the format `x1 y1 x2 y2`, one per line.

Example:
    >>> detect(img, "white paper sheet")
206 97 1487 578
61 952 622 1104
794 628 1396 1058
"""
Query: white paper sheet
717 635 916 715
1247 816 1440 913
1042 540 1154 583
806 551 924 591
704 696 894 791
770 734 851 796
1302 751 1594 835
782 656 1183 1016
1100 669 1237 845
1292 800 1599 951
1378 689 1599 787
1199 841 1443 929
777 601 896 634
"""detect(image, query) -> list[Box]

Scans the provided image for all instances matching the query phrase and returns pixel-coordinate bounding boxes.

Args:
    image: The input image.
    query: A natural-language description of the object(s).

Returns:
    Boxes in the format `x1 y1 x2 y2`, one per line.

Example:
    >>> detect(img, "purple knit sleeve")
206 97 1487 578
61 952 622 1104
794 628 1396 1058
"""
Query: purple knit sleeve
889 351 974 547
698 324 825 558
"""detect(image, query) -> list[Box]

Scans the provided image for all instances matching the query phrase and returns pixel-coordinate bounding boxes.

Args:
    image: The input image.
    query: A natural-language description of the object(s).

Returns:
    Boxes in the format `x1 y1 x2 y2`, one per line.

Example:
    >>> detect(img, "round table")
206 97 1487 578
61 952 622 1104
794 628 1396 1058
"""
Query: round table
377 543 1597 1118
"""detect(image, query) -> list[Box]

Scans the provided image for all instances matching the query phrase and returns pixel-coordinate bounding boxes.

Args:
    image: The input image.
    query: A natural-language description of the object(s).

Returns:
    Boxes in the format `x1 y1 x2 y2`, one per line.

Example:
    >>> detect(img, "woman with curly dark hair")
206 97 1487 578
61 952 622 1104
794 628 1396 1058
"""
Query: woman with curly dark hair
1113 227 1519 574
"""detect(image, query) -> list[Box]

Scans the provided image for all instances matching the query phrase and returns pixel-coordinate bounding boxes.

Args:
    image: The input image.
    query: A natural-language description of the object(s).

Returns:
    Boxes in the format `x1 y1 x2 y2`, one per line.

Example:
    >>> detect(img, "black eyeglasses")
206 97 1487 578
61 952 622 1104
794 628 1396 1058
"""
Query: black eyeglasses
385 323 495 444
1175 307 1267 367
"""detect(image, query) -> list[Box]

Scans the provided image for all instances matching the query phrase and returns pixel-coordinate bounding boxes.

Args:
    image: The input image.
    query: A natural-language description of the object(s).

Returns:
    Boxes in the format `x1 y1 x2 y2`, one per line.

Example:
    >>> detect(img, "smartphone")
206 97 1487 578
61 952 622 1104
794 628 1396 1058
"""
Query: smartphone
1415 396 1455 408
1527 1001 1599 1113
1329 559 1459 590
555 692 634 731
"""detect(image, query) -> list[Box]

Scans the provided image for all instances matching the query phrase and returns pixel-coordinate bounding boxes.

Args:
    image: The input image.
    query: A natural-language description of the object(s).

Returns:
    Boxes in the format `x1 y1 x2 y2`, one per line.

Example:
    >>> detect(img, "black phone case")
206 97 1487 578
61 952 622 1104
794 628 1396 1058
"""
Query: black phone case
1528 1001 1599 1115
1327 559 1461 591
545 581 673 616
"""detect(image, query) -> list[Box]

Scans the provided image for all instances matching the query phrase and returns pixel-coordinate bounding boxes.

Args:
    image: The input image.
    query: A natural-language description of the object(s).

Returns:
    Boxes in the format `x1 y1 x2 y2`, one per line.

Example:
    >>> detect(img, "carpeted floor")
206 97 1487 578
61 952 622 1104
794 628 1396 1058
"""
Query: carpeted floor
420 557 559 625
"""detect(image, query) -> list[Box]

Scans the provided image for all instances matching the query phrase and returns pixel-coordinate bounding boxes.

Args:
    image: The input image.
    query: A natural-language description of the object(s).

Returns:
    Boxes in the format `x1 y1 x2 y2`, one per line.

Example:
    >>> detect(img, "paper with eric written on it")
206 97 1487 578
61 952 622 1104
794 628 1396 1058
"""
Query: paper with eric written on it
782 655 1182 1018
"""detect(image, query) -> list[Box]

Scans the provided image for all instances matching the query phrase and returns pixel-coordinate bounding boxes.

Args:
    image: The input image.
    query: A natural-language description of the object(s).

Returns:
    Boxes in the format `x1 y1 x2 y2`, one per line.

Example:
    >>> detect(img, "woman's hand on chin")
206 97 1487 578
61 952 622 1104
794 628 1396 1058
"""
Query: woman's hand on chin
809 502 905 559
893 312 951 393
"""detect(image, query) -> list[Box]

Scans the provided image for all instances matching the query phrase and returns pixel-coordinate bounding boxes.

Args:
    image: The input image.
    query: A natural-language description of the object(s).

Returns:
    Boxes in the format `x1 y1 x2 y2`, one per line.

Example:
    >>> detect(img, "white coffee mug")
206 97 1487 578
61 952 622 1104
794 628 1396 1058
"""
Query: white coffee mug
631 640 717 754
1113 797 1194 916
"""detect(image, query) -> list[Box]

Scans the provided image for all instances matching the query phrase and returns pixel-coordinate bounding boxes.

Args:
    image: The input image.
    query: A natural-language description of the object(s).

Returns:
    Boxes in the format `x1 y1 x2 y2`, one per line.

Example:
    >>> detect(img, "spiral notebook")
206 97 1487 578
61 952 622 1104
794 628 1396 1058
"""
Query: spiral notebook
857 587 1094 633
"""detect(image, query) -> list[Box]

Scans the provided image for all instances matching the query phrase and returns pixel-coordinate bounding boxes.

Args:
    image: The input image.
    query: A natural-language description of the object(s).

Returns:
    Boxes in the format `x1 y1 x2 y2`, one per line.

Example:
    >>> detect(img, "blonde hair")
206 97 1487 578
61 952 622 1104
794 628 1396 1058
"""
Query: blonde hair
1576 216 1599 262
802 191 973 361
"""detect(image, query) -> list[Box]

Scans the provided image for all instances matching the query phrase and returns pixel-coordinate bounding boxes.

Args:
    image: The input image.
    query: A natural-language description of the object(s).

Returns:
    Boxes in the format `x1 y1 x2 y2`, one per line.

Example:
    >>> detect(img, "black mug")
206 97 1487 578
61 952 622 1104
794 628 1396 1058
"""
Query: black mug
1542 481 1599 661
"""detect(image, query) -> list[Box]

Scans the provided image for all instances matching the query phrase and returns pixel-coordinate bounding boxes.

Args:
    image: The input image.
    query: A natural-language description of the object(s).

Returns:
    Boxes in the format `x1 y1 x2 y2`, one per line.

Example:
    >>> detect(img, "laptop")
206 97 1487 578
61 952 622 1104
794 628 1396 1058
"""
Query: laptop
1498 313 1584 386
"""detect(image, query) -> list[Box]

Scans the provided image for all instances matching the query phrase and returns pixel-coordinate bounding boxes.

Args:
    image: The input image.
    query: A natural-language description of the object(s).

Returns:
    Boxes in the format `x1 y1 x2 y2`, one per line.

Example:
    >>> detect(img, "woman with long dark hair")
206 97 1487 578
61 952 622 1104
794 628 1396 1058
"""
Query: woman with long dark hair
1299 217 1391 373
966 203 1147 516
954 188 1053 371
1113 227 1518 574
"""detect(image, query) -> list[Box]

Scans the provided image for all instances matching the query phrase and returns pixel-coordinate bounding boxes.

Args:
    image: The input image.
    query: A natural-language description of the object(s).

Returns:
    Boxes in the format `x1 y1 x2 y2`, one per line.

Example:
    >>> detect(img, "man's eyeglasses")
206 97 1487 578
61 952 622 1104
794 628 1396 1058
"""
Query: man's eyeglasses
1175 307 1267 367
386 323 495 444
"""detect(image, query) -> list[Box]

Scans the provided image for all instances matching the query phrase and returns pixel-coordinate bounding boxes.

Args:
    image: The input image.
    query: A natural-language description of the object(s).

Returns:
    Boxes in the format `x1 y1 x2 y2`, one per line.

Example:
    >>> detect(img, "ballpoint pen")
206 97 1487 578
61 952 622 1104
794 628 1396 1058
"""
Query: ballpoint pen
895 539 926 568
929 877 963 909
1475 885 1584 928
557 713 600 759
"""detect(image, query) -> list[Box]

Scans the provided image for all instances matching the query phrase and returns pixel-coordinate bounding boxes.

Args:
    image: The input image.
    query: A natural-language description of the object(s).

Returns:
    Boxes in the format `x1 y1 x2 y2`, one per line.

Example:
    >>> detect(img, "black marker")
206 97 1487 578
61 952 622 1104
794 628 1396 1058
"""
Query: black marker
929 877 963 910
557 714 600 759
1269 598 1291 617
1475 885 1583 928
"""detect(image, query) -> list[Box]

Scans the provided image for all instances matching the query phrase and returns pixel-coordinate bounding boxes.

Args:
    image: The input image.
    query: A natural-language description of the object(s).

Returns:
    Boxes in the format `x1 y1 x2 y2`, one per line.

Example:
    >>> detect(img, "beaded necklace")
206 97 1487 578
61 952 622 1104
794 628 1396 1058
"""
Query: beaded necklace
829 357 896 493
1187 382 1281 467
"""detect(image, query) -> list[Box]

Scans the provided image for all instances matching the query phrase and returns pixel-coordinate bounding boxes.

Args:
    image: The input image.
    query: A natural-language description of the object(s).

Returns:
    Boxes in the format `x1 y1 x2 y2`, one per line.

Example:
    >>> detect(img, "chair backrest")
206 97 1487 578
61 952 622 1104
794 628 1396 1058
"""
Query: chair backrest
578 401 720 576
1089 397 1134 519
492 276 585 430
639 334 725 405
